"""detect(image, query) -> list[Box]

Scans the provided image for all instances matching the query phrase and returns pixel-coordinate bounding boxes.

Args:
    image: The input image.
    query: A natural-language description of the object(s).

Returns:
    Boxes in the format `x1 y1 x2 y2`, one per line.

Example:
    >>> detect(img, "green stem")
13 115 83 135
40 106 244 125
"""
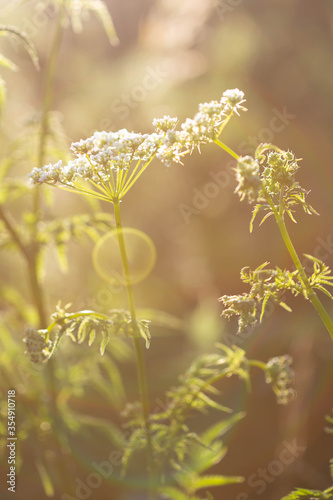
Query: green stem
31 9 75 494
264 191 333 340
0 205 29 259
214 138 239 161
37 9 64 169
33 7 64 231
45 310 112 335
0 205 47 326
248 360 267 371
113 199 155 495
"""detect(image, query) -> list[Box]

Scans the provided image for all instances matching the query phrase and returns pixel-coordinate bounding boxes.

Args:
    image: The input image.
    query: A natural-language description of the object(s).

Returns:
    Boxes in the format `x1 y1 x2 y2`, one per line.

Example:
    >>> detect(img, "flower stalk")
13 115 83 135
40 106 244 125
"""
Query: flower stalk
113 198 155 496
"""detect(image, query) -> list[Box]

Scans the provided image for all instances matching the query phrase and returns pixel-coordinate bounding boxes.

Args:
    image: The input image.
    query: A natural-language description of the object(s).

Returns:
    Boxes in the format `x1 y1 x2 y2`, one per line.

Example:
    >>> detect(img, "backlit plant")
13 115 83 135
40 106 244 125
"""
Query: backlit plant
1 2 333 499
25 83 333 498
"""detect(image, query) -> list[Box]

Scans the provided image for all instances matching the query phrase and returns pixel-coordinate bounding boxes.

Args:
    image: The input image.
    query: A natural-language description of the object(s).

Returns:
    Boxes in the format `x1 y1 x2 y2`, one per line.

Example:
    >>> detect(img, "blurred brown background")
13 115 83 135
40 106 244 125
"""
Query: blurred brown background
1 0 333 499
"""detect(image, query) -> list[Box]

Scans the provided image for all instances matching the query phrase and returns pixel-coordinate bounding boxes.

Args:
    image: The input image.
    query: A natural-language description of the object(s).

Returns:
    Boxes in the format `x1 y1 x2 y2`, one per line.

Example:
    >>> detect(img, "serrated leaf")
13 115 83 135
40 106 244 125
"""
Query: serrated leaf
35 460 55 497
0 25 39 69
190 442 227 475
136 308 185 331
249 204 262 233
279 301 292 312
314 285 333 300
87 1 119 46
202 412 245 446
303 253 321 263
138 323 151 349
88 329 96 347
77 318 91 343
74 413 125 449
100 331 110 355
259 211 273 226
286 210 297 223
198 393 231 413
0 53 18 71
0 75 5 110
158 487 188 500
260 293 270 322
192 474 244 490
280 487 332 500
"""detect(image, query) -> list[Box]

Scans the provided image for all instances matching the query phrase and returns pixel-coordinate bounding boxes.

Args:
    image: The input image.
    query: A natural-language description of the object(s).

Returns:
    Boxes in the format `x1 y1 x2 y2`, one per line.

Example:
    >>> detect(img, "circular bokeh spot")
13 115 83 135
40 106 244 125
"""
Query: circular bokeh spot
92 228 156 285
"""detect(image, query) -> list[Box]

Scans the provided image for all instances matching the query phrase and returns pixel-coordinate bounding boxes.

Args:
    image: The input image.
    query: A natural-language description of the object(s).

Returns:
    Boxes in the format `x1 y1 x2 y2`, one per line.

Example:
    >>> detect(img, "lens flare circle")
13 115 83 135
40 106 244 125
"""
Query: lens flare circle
93 228 156 285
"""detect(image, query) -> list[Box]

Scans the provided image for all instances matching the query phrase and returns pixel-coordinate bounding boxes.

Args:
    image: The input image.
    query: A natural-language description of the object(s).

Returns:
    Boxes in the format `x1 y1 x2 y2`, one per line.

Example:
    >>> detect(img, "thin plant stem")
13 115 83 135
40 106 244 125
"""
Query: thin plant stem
45 310 112 335
120 145 161 198
37 8 64 170
214 140 333 340
214 138 239 160
0 205 29 259
248 360 267 371
264 190 333 340
57 182 111 201
33 7 64 240
113 198 155 496
30 8 75 494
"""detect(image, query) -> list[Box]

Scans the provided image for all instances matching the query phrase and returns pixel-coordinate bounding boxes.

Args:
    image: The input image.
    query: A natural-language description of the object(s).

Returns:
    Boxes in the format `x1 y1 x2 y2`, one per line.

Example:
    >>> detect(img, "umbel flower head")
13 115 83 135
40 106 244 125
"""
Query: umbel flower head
28 89 246 201
29 126 174 202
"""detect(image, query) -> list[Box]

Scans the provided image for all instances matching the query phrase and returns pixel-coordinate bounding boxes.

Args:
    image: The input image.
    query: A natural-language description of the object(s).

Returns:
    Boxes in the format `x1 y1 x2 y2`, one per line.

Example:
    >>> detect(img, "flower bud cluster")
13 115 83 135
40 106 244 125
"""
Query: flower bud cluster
23 327 53 364
234 155 262 203
265 355 296 405
262 150 299 195
219 293 257 333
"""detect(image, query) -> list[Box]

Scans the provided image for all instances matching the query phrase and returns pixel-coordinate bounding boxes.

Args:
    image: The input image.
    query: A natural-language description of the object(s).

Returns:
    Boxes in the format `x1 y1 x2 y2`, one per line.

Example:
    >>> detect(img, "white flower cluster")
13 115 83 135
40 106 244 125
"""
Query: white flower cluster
29 129 164 186
180 88 246 150
223 88 246 111
28 89 246 192
152 116 178 132
155 89 246 165
155 89 246 166
154 116 185 168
